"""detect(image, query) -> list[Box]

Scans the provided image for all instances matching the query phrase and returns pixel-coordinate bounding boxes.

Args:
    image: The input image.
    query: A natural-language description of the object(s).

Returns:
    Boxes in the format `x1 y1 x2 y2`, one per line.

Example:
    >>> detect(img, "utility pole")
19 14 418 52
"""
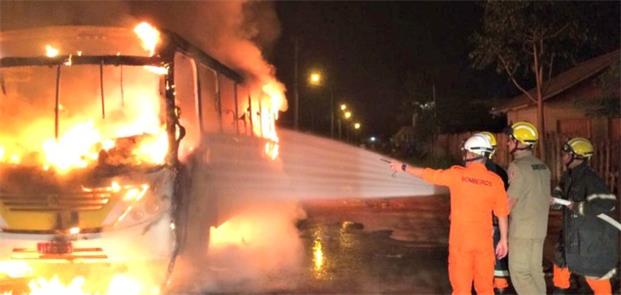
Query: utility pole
432 82 437 156
293 38 300 130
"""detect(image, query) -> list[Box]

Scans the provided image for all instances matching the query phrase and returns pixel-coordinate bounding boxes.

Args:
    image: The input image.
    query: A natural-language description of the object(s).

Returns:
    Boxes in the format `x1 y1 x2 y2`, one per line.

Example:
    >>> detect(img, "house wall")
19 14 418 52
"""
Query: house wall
505 76 613 140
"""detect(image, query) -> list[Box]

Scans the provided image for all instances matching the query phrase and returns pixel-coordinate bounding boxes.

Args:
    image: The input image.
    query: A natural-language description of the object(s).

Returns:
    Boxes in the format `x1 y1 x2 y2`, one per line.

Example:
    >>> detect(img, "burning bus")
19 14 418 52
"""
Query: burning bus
0 22 281 292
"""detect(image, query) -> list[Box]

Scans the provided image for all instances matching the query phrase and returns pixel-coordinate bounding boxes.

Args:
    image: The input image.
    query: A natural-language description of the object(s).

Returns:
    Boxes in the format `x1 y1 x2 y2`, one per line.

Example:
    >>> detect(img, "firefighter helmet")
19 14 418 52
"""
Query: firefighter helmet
476 131 497 158
562 137 594 159
505 121 538 145
462 134 494 156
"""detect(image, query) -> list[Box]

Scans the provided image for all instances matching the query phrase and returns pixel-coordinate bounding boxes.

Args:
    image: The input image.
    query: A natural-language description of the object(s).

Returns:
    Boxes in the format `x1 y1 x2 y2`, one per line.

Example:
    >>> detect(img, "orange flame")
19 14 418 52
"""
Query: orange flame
24 274 158 295
250 80 285 160
0 59 167 172
28 276 85 295
45 45 59 58
134 22 160 56
0 261 33 278
143 66 168 75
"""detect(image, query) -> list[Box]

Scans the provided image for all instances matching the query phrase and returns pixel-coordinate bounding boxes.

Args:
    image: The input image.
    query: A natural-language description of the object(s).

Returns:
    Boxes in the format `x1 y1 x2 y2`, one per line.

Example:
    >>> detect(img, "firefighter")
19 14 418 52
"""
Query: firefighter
476 132 510 293
504 121 550 295
551 137 618 295
389 134 509 295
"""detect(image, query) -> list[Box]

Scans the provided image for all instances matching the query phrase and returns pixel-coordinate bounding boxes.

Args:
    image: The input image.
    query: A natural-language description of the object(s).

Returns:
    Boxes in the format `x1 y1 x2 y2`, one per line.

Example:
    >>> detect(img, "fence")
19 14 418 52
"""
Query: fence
433 132 620 193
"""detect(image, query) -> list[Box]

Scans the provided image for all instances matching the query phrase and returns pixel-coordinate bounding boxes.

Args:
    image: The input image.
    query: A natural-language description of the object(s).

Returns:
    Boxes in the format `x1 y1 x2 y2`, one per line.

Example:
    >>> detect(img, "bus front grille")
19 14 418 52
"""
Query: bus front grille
0 192 111 211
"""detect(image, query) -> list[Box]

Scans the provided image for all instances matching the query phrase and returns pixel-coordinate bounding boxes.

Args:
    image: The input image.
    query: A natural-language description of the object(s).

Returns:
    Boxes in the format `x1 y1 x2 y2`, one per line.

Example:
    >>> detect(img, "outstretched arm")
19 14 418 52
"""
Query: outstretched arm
389 160 424 177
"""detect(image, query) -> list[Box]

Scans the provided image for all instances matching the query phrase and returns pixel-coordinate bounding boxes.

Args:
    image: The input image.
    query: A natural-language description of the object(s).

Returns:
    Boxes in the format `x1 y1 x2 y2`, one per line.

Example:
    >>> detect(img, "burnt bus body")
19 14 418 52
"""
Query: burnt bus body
0 26 261 288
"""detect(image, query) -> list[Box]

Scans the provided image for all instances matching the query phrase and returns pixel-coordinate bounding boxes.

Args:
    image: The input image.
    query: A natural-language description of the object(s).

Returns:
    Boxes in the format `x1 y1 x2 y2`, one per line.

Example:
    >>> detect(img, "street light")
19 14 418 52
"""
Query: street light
340 104 347 111
309 71 322 86
344 111 352 120
308 70 335 138
354 122 360 130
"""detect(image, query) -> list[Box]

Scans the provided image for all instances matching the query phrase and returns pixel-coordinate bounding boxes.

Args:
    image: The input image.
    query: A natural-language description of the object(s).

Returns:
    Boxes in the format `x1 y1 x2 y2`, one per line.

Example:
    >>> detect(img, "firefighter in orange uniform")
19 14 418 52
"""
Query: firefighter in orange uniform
390 134 509 295
476 132 511 294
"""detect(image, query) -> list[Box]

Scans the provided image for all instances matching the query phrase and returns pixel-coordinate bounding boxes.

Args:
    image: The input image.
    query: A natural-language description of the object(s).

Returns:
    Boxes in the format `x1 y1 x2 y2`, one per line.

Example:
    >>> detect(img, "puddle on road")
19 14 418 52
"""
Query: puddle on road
294 219 451 294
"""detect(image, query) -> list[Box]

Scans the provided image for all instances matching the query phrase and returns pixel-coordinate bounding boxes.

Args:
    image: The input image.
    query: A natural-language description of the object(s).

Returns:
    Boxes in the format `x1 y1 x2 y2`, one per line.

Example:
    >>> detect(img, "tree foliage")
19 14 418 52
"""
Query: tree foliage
470 1 597 159
470 2 588 92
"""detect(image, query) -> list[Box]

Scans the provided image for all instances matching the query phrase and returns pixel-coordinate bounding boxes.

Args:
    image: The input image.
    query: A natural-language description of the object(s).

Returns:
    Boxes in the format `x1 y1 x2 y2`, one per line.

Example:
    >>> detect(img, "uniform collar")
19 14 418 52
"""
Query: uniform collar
568 161 589 177
513 150 532 159
468 162 487 170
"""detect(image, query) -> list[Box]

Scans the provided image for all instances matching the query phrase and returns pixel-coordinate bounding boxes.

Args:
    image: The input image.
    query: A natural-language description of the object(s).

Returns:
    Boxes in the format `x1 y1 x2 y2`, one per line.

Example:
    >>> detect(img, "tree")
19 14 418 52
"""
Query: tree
470 1 590 160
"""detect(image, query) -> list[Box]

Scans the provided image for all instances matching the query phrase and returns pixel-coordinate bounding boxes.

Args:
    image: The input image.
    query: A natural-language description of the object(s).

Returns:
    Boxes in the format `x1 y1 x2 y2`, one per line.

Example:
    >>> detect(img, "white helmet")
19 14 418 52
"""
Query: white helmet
462 134 494 157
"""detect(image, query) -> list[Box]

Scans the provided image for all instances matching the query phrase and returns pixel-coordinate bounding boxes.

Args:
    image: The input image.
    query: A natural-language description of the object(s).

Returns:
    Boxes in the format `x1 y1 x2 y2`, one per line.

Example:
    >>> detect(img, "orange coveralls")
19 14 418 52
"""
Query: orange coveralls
422 163 509 295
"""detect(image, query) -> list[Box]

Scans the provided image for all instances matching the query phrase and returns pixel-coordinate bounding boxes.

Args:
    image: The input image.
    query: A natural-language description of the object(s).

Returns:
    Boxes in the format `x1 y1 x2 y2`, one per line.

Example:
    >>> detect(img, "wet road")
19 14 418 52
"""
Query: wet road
295 196 452 294
293 196 620 295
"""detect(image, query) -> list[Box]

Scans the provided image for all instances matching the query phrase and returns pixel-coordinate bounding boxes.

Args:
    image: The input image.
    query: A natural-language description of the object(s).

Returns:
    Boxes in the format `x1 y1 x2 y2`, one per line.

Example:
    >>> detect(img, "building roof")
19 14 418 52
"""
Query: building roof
493 49 620 113
392 126 415 139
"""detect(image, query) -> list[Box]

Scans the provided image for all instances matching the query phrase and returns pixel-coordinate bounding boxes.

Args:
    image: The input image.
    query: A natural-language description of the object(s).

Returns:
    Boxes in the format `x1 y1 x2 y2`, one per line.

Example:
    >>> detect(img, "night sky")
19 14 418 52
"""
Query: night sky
270 2 620 139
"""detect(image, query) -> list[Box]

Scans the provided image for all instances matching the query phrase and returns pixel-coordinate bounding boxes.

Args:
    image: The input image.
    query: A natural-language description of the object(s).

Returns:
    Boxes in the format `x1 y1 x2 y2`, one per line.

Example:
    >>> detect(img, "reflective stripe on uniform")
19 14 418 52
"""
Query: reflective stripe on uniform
587 194 616 202
599 267 617 280
597 214 621 231
495 269 509 277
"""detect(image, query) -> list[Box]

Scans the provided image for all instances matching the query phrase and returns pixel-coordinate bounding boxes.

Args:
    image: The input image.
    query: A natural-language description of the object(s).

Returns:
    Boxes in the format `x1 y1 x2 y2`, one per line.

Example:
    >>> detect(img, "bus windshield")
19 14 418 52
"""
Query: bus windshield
0 63 168 173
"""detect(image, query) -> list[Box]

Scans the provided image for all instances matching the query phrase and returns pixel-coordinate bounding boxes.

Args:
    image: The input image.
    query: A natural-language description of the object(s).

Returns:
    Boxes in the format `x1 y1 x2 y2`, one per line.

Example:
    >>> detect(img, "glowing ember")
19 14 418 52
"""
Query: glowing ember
134 22 160 56
45 45 59 57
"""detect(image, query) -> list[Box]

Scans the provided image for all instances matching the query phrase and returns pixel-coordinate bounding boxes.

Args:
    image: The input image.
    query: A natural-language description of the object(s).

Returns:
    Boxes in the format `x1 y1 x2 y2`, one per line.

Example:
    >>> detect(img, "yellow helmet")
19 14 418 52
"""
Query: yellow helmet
562 137 594 159
505 121 538 145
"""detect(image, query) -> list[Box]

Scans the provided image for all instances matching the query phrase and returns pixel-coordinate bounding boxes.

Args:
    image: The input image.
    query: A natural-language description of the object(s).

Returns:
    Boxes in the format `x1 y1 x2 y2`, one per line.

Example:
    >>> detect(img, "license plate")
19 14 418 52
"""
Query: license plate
37 241 73 254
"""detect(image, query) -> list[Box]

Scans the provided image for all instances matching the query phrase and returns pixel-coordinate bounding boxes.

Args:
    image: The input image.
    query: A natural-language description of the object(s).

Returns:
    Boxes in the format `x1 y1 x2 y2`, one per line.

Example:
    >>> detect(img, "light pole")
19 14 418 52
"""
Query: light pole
338 104 347 139
293 38 299 130
308 70 335 138
343 110 352 141
353 122 361 144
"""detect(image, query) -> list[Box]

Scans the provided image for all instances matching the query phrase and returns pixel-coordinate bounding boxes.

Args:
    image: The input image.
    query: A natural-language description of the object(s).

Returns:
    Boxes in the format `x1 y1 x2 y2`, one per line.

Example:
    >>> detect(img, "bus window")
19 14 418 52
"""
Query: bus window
220 76 237 134
197 65 220 134
174 53 200 157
